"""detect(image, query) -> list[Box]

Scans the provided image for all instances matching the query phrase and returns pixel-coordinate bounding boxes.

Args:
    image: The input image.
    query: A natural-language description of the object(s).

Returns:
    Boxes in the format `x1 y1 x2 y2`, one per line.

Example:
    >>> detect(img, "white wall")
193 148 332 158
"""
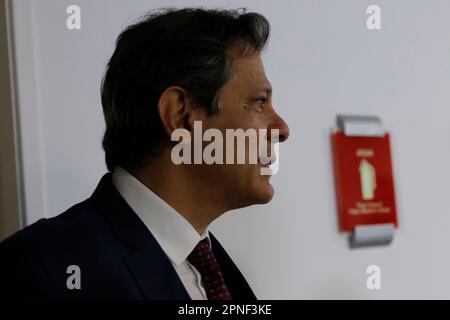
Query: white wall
11 0 450 298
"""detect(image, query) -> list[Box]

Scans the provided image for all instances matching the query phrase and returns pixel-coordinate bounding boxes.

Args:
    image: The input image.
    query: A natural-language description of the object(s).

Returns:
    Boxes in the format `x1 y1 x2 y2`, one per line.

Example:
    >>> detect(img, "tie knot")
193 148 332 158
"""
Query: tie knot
189 238 211 258
187 237 232 300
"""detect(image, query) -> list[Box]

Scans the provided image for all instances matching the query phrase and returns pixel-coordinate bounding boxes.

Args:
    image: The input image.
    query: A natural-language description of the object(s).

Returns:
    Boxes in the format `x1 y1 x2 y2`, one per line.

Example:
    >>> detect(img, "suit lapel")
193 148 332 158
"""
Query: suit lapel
90 173 190 300
125 245 190 300
210 233 257 300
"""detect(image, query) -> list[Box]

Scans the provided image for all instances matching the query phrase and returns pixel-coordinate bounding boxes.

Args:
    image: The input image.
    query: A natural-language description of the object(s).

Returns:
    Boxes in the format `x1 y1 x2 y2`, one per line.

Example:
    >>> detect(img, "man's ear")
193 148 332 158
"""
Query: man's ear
157 86 202 136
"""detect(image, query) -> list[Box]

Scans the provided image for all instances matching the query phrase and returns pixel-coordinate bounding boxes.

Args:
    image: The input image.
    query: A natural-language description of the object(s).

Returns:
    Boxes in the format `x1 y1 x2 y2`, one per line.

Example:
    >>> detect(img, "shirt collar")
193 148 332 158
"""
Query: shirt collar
112 166 211 266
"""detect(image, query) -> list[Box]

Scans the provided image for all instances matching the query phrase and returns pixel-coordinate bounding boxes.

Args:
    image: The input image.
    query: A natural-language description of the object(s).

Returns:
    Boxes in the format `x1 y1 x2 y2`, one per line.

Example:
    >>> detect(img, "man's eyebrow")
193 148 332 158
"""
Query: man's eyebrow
254 85 272 96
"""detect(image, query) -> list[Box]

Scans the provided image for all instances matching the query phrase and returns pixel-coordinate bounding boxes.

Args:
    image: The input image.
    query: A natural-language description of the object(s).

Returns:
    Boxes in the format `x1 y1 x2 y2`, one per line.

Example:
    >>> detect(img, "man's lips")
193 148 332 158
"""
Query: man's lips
258 154 276 166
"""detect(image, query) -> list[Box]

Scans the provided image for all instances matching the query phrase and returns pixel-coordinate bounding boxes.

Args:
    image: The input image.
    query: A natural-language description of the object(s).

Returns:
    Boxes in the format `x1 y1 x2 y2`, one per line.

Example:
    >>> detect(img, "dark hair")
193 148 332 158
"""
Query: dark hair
101 7 270 172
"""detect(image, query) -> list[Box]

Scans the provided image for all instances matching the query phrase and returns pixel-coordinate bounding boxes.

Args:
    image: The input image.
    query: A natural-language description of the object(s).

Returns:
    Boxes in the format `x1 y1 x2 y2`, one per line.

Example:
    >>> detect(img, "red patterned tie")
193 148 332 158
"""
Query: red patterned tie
187 238 232 300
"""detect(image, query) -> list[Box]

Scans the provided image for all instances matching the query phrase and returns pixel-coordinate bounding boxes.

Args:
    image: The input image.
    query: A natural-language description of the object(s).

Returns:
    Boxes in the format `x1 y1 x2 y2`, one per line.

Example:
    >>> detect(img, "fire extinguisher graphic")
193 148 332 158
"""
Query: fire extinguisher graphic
359 159 377 200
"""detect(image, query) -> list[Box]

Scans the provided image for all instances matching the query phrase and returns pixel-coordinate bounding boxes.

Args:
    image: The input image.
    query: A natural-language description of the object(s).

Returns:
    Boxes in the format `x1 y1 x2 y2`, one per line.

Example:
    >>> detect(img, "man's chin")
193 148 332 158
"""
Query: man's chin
251 180 274 204
226 174 275 209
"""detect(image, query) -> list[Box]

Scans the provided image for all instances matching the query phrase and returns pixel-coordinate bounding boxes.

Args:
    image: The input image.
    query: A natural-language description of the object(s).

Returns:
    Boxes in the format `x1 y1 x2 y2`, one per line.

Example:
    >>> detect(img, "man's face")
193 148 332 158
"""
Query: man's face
192 52 290 210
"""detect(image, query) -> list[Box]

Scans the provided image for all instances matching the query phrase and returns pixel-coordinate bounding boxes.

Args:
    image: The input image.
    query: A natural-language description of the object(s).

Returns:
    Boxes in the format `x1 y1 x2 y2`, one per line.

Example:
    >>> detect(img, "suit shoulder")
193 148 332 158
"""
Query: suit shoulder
0 197 107 254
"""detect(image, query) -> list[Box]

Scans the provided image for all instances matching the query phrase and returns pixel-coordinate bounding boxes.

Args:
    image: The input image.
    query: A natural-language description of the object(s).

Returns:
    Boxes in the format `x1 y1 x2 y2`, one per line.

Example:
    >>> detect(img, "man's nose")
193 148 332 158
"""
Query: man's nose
269 111 290 143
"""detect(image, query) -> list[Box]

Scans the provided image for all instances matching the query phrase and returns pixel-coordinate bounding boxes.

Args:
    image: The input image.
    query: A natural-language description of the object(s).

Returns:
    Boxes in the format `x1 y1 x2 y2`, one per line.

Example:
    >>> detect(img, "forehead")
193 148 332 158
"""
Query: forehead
227 53 272 92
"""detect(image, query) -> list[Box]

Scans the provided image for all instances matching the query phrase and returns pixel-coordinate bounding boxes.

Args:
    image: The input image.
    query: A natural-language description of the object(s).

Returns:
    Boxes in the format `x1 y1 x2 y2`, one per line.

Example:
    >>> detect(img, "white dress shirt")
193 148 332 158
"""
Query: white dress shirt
112 166 210 300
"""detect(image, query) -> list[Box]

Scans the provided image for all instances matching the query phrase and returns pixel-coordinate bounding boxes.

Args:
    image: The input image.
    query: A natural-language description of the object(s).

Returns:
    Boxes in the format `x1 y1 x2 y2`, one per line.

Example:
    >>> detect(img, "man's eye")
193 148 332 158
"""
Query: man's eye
255 97 267 109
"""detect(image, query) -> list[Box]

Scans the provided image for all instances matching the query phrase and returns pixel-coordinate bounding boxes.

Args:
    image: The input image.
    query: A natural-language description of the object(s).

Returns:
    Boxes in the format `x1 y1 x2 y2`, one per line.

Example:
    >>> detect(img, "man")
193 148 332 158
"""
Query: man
0 8 289 299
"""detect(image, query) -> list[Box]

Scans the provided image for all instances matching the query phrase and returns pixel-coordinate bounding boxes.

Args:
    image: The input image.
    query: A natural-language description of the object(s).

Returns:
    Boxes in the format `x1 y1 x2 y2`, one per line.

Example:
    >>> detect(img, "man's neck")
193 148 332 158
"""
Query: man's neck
127 155 227 235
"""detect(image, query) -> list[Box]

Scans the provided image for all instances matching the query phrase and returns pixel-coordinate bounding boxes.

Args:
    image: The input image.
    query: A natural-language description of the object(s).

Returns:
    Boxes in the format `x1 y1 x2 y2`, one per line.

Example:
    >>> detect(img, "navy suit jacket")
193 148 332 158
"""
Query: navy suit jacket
0 173 257 300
